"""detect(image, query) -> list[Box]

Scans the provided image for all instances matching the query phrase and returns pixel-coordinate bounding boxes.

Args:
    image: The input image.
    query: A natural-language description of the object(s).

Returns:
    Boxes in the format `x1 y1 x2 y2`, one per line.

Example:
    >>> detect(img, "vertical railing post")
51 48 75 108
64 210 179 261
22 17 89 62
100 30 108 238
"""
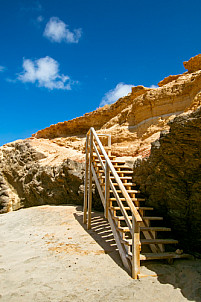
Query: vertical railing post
87 130 93 230
108 135 111 157
105 161 110 219
83 133 89 224
132 215 140 279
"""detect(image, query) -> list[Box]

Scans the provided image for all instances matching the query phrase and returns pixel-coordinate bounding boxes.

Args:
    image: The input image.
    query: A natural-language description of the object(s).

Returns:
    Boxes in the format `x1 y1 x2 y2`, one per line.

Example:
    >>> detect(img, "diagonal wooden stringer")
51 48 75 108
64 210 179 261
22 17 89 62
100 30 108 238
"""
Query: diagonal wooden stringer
83 127 190 279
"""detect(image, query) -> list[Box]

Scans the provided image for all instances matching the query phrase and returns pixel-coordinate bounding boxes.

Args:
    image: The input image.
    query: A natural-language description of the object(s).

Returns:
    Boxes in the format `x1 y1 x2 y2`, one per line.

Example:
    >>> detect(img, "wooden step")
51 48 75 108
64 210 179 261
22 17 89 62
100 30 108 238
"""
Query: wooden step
140 252 191 261
93 154 116 159
113 216 134 221
109 197 145 202
95 159 125 164
140 227 171 232
121 238 178 246
116 170 133 174
110 206 154 211
141 239 178 245
142 216 163 221
95 163 131 170
117 226 130 233
112 182 135 187
110 189 140 194
101 182 135 187
114 166 132 170
113 215 163 221
100 170 133 174
117 225 170 233
103 176 133 181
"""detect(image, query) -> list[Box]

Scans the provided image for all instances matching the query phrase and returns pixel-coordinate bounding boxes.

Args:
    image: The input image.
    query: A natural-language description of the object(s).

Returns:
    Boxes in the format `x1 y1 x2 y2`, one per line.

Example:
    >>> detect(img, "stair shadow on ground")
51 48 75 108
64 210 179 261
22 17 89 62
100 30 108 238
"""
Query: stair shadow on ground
74 206 129 274
74 206 201 302
141 258 201 302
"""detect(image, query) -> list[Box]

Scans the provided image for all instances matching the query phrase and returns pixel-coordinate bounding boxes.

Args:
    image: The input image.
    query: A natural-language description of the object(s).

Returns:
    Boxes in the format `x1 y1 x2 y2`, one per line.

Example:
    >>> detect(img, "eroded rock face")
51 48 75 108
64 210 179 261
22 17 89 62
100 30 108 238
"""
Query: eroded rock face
0 139 86 213
133 107 201 253
183 54 201 72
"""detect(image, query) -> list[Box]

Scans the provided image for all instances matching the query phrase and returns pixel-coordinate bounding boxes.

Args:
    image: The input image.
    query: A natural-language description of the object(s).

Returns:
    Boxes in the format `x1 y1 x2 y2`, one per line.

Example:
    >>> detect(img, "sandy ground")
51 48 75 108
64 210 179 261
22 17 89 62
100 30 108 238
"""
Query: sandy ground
0 205 200 302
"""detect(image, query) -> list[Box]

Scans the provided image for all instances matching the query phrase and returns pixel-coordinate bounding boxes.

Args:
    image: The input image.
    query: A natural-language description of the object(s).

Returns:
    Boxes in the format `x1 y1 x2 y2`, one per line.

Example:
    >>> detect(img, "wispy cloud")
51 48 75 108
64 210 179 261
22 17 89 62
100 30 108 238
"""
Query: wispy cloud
0 66 5 72
20 1 42 12
43 17 82 43
32 15 44 28
36 15 44 23
17 56 73 90
149 84 158 89
100 83 133 106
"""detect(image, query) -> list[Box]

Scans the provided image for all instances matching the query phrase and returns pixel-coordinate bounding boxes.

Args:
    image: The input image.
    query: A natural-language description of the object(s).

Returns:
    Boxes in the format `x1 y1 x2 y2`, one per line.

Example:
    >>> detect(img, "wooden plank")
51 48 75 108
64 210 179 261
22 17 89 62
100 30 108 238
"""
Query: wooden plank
132 216 141 279
143 216 163 220
110 189 140 194
87 131 93 230
141 239 178 245
83 134 89 224
123 238 178 246
109 197 145 202
105 162 110 219
111 206 153 211
112 182 135 186
100 170 133 174
140 227 171 231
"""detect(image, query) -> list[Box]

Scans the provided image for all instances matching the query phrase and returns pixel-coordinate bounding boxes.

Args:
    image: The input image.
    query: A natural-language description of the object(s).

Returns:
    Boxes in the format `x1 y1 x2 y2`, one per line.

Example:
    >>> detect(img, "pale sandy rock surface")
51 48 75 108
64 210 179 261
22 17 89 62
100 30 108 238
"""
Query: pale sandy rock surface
0 205 200 302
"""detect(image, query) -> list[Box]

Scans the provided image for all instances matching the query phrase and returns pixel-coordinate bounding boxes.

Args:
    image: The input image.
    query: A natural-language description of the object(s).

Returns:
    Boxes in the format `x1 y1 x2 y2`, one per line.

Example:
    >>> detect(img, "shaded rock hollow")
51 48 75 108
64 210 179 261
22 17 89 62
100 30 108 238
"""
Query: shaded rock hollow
133 107 201 253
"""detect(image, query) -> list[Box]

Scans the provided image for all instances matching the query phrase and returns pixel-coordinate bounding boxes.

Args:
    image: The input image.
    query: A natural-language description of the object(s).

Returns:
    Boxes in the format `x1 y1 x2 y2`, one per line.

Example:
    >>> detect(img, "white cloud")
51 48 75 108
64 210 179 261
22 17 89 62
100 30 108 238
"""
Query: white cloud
0 66 5 72
149 84 158 89
37 15 44 23
17 56 72 90
100 83 133 106
43 17 82 43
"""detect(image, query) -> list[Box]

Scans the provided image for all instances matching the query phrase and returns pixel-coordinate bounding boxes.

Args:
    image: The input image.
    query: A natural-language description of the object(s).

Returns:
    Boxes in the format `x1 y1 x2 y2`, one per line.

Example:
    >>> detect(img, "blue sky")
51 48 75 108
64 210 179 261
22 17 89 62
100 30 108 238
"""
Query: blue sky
0 0 201 146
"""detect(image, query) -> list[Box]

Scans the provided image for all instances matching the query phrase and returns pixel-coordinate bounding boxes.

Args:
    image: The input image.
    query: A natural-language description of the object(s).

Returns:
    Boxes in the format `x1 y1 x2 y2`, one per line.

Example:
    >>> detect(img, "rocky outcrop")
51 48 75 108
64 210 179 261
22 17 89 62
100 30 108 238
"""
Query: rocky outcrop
183 54 201 72
0 139 86 213
133 107 201 253
158 74 182 87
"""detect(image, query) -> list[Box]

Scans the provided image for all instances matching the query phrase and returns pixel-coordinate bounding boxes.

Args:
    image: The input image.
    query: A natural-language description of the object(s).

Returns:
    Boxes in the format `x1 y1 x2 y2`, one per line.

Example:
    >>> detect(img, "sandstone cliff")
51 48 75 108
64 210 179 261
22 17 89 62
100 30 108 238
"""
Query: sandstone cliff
33 54 201 158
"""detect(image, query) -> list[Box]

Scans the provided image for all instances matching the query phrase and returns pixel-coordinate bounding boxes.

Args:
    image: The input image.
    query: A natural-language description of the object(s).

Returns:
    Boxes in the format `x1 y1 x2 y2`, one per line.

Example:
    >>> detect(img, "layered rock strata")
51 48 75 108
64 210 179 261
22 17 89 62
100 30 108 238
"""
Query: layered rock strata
33 55 201 158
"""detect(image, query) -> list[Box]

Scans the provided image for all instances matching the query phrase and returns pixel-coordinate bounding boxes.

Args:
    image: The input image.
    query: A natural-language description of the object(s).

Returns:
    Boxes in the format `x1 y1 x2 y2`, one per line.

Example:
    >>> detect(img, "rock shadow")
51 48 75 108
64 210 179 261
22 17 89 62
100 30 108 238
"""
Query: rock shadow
141 258 201 302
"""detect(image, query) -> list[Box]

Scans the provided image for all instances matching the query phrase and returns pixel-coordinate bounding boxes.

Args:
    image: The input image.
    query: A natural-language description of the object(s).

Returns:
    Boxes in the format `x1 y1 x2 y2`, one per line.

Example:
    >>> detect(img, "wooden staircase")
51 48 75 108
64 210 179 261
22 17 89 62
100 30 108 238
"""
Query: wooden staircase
83 127 190 279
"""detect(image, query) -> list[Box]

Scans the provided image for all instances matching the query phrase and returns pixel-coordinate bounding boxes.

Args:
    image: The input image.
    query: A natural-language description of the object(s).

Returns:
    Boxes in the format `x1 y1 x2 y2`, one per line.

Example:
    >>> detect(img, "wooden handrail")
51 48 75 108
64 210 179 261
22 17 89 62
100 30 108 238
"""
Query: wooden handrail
90 127 142 223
